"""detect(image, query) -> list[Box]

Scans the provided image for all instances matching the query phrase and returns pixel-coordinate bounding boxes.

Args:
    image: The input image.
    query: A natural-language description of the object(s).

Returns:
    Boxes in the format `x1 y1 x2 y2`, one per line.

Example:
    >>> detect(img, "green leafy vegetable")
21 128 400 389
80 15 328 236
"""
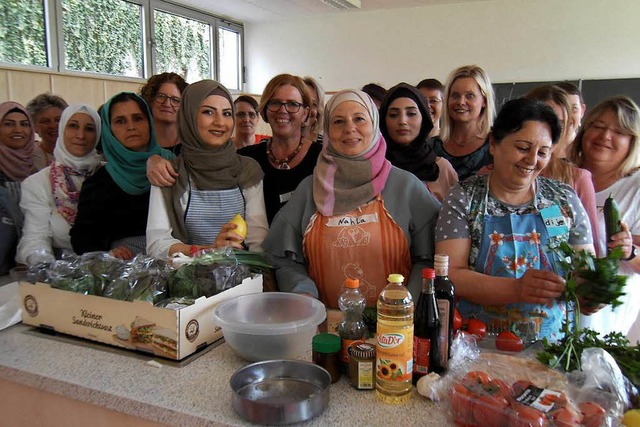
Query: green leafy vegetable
536 241 629 378
537 330 640 390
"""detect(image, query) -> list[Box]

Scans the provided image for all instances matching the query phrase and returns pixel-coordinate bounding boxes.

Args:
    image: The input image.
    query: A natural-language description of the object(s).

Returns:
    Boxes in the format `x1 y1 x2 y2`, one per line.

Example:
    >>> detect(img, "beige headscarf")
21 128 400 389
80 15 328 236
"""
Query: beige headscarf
313 89 391 216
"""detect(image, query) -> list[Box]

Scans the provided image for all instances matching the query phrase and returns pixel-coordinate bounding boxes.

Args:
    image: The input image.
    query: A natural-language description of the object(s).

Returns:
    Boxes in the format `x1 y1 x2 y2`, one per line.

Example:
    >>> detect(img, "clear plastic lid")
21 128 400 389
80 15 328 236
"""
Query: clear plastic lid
212 292 327 335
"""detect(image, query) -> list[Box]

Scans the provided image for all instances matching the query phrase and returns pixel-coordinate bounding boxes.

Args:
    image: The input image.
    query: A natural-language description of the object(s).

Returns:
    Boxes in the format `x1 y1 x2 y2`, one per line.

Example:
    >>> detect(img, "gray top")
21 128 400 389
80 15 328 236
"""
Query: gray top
263 166 441 302
436 174 592 266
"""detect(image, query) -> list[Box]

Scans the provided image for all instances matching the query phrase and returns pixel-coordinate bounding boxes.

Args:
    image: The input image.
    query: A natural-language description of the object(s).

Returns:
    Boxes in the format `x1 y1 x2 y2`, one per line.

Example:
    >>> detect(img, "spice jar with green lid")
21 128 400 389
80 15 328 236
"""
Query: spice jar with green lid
312 333 341 383
348 342 375 390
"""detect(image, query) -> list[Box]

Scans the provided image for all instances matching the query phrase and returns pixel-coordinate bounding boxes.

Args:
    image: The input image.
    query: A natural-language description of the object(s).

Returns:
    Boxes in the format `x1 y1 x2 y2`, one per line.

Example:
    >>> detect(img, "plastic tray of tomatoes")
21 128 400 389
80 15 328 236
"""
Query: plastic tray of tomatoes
450 371 606 427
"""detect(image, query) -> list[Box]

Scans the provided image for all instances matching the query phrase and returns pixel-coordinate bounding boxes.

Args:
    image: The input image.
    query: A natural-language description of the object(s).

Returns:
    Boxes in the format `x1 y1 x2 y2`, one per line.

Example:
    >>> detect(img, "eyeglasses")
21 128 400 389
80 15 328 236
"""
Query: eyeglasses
236 111 257 119
266 101 303 113
427 98 442 105
588 121 632 137
154 93 181 107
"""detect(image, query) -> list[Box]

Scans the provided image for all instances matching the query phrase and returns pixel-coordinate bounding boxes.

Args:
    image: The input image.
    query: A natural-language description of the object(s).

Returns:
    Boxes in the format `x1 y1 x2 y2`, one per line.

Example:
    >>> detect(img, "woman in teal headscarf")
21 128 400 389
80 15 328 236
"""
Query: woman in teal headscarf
71 92 170 259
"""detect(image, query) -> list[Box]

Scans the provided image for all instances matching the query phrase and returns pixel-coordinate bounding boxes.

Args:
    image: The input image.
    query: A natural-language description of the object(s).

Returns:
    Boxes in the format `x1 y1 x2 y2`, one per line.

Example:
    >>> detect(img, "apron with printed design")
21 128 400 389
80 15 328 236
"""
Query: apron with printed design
460 179 570 342
303 195 411 309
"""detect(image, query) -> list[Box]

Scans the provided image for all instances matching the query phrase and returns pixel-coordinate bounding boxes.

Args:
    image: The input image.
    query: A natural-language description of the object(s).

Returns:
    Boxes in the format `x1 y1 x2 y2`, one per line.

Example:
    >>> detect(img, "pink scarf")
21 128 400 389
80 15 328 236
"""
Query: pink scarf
313 90 391 216
0 102 36 181
49 104 102 225
50 162 91 225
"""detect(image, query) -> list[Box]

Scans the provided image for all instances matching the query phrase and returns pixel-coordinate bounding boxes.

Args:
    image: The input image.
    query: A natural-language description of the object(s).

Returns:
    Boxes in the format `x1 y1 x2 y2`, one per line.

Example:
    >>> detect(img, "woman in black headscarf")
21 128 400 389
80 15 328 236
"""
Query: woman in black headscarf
380 83 458 201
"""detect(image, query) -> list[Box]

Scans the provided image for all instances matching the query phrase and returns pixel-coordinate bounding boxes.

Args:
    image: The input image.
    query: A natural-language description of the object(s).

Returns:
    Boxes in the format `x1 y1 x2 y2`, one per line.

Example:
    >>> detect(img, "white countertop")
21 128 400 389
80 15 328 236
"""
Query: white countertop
0 323 451 426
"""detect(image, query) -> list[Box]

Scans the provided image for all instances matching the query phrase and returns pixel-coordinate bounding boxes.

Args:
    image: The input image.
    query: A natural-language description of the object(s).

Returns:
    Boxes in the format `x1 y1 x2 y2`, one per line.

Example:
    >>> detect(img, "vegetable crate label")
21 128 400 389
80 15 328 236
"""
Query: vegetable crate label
515 385 562 413
376 325 413 382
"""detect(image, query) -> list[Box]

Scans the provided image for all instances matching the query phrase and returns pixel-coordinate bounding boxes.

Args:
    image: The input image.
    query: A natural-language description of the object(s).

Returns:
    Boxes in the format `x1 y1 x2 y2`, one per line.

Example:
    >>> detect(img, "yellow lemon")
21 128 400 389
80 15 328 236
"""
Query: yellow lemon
623 410 640 427
230 214 247 240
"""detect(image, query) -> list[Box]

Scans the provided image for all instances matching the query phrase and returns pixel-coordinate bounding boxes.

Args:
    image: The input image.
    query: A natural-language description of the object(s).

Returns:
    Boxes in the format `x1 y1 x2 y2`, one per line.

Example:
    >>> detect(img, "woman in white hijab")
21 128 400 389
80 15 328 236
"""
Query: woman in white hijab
17 104 102 265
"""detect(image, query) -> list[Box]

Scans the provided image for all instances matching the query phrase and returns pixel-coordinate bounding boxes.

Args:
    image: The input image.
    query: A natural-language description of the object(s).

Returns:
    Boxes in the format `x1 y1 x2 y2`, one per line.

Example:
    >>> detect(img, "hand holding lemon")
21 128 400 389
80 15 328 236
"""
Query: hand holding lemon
213 214 248 250
230 214 248 240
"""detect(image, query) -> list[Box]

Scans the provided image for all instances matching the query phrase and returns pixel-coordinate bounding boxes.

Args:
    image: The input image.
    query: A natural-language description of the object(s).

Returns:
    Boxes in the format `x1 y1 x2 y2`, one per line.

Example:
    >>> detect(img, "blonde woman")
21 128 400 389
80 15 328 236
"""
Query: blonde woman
571 96 640 339
432 65 496 181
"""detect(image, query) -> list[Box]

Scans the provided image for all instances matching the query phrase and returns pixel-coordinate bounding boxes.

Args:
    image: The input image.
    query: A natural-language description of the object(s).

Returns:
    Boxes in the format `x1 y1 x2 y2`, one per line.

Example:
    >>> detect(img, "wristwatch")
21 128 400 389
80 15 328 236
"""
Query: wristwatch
624 244 637 261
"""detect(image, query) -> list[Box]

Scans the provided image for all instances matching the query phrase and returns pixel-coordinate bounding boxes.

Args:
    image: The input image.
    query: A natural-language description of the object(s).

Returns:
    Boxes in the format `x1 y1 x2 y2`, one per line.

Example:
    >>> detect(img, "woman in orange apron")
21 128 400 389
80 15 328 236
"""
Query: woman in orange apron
263 89 441 309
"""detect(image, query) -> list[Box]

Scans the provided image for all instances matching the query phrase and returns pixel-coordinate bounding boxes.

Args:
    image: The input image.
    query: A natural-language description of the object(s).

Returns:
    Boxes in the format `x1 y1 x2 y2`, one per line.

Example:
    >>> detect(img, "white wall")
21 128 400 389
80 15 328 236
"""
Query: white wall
244 0 640 94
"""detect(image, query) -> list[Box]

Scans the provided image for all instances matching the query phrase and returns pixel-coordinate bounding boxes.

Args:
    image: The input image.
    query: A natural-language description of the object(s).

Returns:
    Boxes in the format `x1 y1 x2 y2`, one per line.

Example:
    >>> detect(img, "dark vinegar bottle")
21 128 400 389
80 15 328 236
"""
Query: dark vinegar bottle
413 268 441 384
435 254 455 371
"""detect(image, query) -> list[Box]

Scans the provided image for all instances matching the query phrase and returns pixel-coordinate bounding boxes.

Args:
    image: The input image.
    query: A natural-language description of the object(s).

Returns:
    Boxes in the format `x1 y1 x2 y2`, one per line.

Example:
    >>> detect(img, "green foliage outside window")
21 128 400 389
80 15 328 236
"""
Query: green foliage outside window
62 0 143 77
153 10 211 82
0 0 239 83
0 0 47 67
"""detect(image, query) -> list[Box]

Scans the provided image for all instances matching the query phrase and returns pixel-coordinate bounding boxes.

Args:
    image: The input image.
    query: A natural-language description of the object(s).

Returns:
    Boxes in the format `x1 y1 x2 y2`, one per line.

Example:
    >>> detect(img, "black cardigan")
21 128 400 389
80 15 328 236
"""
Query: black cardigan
70 167 150 254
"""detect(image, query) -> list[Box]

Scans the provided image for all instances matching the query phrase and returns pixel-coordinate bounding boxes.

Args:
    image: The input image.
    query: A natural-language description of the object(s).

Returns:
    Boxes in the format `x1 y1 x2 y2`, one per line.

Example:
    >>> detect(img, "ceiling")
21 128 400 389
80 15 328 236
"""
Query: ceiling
172 0 488 24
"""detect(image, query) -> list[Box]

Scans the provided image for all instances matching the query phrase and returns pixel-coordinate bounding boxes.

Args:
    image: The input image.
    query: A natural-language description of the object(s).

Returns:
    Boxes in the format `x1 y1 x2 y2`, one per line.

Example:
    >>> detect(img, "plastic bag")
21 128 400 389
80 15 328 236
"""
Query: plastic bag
168 247 255 299
28 252 172 304
427 334 612 426
565 348 637 425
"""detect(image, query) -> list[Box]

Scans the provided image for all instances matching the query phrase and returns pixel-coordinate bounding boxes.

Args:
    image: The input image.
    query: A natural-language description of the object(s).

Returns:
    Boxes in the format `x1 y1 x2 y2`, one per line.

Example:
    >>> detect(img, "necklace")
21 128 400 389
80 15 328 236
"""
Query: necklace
266 137 304 170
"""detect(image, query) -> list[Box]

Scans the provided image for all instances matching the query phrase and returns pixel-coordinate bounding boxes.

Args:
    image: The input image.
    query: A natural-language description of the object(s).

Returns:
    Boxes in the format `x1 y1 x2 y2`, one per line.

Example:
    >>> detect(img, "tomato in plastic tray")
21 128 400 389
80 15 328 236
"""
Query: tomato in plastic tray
449 371 606 427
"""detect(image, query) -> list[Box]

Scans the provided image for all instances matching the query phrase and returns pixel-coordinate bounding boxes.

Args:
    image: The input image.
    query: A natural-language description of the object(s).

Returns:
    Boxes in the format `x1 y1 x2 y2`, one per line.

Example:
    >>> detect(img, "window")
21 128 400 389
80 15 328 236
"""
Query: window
153 9 211 82
62 0 144 77
0 0 48 67
218 26 242 91
0 0 244 87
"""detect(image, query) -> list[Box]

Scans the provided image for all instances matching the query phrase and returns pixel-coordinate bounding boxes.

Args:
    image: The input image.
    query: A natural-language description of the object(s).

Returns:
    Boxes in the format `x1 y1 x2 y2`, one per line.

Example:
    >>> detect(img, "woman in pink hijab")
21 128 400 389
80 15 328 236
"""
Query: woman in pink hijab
0 101 37 203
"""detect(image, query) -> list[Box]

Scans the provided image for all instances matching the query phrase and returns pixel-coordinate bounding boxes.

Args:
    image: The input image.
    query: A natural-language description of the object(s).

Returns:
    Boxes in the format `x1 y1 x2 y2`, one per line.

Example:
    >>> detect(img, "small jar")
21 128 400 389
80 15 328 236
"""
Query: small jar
348 342 376 390
312 333 341 383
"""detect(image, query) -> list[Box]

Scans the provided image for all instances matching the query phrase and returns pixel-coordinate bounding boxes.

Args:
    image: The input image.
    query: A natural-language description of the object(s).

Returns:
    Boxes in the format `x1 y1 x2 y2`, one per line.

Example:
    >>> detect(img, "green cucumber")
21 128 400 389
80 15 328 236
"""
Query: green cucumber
604 194 621 243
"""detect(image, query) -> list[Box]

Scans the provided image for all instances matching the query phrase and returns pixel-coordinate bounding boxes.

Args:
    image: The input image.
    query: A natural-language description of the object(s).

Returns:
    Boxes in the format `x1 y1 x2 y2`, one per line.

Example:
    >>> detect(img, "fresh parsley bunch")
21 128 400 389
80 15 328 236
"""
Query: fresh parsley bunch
536 242 628 372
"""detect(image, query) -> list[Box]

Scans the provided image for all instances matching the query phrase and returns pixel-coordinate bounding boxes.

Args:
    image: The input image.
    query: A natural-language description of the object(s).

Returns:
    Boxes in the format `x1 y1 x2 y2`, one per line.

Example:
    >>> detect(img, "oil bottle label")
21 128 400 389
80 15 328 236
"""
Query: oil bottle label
376 324 413 382
413 336 430 374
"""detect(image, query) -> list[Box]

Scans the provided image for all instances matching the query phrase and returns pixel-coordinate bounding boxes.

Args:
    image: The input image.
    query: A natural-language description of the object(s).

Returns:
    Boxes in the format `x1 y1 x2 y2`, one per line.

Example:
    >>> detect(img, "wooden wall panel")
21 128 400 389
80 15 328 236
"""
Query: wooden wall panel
104 80 144 100
5 70 51 106
52 74 105 109
0 69 9 101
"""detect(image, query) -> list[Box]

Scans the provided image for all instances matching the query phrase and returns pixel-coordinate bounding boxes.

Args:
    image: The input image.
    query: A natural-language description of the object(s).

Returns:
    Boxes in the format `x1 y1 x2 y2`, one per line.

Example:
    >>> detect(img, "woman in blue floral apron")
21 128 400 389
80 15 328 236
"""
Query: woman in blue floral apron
435 98 595 342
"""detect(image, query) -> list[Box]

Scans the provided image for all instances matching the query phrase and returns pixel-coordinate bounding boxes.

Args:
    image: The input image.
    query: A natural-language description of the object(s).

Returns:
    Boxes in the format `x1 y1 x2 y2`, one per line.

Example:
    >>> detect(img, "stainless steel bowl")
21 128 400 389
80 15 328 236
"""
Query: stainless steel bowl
230 360 331 425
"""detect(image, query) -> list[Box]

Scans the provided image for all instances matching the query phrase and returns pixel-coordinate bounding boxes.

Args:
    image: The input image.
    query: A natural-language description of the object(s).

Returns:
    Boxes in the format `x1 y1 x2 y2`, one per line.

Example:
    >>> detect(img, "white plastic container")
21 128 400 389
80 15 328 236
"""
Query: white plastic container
212 293 326 361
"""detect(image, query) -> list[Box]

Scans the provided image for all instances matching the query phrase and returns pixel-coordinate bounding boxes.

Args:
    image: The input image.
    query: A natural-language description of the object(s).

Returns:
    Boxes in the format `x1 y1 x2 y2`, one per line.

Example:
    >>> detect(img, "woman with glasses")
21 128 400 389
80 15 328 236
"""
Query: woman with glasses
146 80 267 258
238 74 322 224
232 95 268 149
263 89 440 308
379 82 457 202
416 78 445 139
432 65 496 181
17 104 102 266
570 96 640 339
139 72 188 155
71 93 169 260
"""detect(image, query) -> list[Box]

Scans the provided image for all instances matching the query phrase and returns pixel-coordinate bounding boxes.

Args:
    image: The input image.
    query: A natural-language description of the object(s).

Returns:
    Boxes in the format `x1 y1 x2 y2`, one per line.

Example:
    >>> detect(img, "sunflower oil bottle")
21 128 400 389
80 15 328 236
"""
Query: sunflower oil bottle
375 273 414 403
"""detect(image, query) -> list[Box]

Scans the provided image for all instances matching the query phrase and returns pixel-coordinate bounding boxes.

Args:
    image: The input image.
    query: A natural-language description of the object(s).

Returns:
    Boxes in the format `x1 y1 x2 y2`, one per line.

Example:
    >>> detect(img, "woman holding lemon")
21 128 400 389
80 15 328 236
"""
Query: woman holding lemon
146 80 268 258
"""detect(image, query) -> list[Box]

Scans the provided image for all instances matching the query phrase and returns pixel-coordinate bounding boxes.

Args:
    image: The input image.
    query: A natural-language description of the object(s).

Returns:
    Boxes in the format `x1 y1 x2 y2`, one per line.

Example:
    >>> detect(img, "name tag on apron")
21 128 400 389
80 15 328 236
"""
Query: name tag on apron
540 205 569 238
326 213 379 227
